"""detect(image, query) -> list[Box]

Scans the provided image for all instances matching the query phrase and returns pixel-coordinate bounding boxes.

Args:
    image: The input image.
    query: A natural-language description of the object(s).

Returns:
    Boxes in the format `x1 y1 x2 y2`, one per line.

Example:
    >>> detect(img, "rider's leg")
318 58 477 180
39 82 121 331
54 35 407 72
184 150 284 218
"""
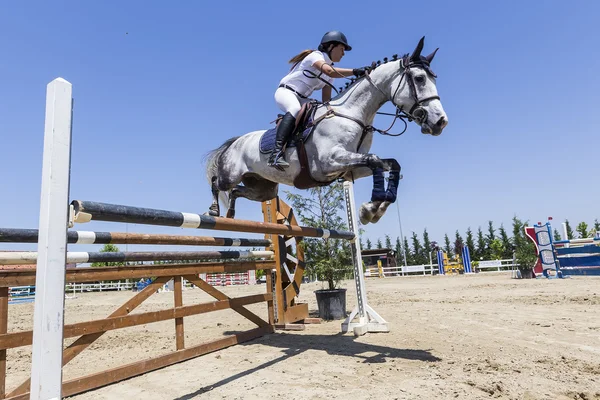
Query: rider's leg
269 88 301 169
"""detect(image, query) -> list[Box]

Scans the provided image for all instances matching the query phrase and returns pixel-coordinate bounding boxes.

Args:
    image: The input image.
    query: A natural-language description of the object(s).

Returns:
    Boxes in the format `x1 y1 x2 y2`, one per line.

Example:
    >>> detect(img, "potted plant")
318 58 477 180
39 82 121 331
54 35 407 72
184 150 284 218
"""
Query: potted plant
286 182 353 320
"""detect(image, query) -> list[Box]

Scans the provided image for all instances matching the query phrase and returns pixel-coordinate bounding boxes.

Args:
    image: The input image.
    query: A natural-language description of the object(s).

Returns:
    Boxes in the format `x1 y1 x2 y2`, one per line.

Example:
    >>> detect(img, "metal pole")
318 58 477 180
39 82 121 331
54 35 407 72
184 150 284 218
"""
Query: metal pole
395 200 408 267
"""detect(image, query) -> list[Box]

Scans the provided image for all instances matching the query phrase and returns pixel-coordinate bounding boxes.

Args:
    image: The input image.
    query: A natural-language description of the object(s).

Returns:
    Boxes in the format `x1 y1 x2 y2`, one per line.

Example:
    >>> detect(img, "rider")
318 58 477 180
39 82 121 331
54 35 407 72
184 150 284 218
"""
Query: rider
267 31 368 169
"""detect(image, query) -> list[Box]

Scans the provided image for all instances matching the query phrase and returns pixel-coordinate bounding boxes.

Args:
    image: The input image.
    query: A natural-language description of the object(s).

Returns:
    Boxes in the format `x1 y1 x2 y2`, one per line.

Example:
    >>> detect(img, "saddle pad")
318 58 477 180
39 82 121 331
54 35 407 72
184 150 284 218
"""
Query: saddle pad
259 126 312 154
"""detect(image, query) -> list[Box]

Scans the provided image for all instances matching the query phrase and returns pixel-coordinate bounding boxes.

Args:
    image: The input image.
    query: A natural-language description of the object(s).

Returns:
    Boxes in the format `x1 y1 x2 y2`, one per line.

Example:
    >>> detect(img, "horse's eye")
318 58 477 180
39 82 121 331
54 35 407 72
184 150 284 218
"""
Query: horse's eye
415 76 426 84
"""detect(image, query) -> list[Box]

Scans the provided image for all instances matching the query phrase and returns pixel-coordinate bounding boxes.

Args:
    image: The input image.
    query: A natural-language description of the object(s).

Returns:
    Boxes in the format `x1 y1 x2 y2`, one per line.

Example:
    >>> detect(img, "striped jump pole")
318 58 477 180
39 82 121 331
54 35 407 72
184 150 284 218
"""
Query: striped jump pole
70 200 355 241
0 228 271 247
462 246 473 273
0 250 273 265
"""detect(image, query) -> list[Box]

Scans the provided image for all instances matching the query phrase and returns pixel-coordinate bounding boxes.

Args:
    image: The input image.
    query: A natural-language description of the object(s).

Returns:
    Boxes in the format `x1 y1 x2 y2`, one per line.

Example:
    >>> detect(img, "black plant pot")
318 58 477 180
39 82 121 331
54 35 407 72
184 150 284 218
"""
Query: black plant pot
315 288 347 320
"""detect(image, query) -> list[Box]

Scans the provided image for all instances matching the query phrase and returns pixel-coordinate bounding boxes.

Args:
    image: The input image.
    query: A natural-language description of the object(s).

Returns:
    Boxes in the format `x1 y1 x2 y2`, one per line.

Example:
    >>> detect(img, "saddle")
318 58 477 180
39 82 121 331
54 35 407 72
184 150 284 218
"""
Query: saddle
259 101 338 189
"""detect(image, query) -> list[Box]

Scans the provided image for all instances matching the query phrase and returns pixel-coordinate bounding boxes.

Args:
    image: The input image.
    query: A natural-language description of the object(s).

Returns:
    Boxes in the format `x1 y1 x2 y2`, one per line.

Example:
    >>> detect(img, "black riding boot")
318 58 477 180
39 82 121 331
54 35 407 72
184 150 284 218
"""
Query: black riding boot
268 112 296 170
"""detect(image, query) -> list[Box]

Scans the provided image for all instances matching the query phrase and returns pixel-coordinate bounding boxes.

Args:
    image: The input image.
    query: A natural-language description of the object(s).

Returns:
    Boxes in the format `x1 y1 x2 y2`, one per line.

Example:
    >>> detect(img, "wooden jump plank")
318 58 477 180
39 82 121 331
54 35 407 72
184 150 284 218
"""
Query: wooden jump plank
183 276 269 328
6 277 171 398
0 260 276 287
0 293 271 351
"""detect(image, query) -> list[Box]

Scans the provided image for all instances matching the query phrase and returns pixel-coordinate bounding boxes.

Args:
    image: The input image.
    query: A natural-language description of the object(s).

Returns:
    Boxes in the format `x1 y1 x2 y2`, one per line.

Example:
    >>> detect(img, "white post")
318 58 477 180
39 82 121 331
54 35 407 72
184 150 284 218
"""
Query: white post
30 78 73 400
341 181 389 336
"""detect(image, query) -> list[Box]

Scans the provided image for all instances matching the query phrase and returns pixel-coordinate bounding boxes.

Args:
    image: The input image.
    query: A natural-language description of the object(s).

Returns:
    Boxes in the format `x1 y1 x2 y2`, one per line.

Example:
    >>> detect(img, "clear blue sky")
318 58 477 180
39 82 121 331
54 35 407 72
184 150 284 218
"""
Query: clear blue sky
1 1 599 255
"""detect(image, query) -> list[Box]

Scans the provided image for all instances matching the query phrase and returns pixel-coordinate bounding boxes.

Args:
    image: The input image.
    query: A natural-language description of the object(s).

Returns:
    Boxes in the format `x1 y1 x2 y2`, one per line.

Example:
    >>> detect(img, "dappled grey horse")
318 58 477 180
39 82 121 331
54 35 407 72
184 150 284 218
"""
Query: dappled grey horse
205 37 448 224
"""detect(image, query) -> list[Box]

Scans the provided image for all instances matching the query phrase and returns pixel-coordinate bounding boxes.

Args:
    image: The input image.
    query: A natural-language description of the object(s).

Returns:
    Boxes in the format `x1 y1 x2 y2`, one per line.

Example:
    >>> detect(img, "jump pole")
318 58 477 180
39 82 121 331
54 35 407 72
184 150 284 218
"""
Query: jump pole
30 78 73 400
341 181 389 336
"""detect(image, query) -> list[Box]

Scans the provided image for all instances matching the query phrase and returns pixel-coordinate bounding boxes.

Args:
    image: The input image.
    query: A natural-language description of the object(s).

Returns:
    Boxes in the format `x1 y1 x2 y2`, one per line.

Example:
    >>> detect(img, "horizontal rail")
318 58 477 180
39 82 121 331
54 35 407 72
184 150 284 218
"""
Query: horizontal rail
0 260 276 287
0 292 271 350
71 200 355 241
0 250 273 265
0 228 271 247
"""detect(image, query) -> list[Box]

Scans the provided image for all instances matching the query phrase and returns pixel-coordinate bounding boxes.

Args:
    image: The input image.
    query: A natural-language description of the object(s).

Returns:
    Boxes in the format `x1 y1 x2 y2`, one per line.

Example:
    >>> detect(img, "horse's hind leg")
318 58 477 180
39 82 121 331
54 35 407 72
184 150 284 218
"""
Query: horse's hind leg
226 175 278 219
208 176 220 217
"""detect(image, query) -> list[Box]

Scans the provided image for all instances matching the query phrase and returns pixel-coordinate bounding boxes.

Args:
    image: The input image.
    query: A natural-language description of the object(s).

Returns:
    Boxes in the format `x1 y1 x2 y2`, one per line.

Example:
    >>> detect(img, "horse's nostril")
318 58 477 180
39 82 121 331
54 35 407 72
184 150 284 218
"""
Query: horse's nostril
436 117 447 127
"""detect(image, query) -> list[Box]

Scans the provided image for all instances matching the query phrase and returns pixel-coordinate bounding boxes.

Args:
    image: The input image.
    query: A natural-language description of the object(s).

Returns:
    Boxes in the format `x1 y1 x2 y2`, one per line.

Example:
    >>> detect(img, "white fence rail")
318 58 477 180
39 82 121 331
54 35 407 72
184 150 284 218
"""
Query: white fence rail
364 258 518 278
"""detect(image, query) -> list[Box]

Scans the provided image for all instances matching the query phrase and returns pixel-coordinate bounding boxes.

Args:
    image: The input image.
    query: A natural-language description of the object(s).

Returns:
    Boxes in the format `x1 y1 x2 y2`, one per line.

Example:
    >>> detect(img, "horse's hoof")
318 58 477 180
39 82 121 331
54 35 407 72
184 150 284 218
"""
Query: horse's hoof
226 210 235 219
359 204 374 225
206 209 220 217
371 201 391 223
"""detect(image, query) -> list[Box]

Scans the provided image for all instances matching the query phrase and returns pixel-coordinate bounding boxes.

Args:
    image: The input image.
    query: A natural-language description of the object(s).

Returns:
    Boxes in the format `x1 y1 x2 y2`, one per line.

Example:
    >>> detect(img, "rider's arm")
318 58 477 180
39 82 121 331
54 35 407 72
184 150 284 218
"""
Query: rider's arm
312 60 355 78
322 85 332 103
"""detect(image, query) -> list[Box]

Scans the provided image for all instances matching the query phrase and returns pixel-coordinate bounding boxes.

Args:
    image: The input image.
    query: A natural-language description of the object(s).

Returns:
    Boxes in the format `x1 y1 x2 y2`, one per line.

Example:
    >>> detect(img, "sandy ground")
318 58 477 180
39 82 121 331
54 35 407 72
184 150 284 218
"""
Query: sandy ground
5 272 600 400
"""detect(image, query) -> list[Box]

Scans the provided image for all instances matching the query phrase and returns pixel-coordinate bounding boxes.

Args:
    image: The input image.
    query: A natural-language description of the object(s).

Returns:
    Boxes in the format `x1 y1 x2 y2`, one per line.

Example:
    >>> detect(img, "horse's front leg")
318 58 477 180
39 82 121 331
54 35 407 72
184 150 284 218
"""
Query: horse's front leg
325 152 400 224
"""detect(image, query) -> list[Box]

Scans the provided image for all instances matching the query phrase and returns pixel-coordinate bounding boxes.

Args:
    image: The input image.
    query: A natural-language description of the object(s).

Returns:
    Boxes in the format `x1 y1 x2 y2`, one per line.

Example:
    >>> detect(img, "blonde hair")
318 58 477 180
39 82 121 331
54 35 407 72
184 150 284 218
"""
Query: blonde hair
288 49 315 68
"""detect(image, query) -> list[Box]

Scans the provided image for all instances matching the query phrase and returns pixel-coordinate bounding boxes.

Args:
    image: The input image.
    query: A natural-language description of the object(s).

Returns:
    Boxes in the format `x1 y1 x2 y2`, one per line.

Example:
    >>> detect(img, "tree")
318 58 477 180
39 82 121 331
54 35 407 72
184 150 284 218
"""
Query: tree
576 222 589 238
512 216 538 277
385 234 392 250
565 219 574 240
411 232 426 264
454 230 464 256
489 239 504 260
376 238 383 249
553 229 562 242
366 238 372 249
443 233 452 258
403 236 413 265
594 219 600 235
465 228 475 260
485 221 496 258
499 224 513 259
91 244 124 267
395 236 405 266
285 183 352 290
475 227 486 260
422 229 432 260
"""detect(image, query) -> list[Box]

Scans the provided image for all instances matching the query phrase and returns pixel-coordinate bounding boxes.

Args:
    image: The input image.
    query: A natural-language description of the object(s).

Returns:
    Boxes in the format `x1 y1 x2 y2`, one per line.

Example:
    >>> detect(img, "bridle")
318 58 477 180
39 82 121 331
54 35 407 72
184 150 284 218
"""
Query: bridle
311 56 441 142
365 56 441 136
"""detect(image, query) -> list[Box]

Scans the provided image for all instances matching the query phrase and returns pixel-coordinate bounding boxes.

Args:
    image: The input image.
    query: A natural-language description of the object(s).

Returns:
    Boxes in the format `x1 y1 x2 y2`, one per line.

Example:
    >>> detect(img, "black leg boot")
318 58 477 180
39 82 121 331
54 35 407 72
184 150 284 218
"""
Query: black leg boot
267 112 296 170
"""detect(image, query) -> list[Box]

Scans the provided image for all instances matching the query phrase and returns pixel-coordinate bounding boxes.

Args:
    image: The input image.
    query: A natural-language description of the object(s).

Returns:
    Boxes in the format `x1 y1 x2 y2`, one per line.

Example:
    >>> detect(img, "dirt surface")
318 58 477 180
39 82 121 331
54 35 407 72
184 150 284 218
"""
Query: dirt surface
5 272 600 399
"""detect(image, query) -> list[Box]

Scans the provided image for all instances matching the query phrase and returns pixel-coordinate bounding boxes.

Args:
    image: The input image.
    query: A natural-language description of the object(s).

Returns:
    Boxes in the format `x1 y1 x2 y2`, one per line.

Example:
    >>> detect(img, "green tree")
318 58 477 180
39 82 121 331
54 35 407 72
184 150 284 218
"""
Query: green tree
395 236 404 265
376 238 383 249
512 216 538 277
443 233 452 258
576 222 589 238
565 219 574 240
366 238 372 249
594 219 600 235
403 236 413 265
454 230 464 256
422 229 432 260
489 239 504 260
411 232 426 264
499 224 513 259
475 227 486 260
285 183 352 290
553 229 562 242
465 227 475 259
91 244 124 267
385 234 392 250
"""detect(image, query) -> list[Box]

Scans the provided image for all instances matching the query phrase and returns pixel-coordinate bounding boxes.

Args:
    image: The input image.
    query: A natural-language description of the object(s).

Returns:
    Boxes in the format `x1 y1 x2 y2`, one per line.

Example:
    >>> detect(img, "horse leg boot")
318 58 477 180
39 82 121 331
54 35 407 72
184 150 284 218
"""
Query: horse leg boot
208 176 221 217
267 112 296 170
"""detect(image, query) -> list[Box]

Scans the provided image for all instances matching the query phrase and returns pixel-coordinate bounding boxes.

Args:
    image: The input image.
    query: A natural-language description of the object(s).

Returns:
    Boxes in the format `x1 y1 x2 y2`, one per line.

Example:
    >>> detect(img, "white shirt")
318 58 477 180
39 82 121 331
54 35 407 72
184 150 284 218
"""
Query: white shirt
279 51 335 98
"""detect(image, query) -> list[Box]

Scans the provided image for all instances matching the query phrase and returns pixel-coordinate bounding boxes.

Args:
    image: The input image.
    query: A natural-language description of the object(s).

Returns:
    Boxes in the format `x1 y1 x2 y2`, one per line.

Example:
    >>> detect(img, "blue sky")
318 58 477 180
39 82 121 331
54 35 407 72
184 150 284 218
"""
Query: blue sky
1 1 599 255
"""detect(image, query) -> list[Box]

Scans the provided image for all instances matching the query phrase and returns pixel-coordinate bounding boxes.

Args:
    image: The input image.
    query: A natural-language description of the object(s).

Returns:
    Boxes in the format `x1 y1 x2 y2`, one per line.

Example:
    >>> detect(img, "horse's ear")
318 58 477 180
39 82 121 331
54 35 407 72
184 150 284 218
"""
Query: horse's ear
425 48 439 64
411 36 425 61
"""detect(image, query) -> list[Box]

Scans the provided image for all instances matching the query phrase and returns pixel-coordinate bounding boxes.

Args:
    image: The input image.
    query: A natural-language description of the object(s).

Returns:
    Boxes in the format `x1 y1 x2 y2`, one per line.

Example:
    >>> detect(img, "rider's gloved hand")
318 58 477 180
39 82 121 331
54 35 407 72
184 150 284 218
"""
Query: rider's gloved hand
353 67 367 77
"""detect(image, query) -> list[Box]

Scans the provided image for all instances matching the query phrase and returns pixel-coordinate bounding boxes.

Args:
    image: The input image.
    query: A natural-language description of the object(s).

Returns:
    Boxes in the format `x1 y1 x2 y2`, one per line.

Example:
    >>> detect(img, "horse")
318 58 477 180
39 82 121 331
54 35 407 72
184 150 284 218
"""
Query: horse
204 37 448 224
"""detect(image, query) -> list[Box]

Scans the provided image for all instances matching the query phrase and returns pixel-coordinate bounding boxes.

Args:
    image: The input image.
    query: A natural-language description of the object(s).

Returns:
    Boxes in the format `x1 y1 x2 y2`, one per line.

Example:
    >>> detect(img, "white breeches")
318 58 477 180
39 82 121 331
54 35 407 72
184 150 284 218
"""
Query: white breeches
274 87 310 118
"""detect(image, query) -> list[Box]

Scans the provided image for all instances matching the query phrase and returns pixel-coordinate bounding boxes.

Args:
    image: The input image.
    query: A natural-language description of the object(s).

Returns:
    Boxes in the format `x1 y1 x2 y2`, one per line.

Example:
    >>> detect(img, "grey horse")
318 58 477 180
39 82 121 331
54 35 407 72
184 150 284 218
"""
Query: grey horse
205 37 448 224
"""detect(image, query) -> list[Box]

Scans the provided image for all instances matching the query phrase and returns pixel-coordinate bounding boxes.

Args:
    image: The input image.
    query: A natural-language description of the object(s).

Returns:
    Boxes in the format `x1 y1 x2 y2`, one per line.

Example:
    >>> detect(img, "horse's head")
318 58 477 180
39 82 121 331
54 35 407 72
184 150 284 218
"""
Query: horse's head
391 37 448 136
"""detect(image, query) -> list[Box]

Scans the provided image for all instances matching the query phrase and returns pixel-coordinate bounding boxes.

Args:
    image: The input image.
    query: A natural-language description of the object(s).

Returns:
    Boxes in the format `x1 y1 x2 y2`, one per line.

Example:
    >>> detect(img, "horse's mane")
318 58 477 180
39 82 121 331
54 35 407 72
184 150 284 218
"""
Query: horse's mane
331 53 409 101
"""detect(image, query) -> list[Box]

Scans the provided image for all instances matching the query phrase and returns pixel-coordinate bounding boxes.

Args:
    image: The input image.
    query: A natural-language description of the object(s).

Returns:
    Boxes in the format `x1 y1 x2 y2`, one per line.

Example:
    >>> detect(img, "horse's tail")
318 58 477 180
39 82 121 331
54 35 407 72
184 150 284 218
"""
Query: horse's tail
203 136 240 207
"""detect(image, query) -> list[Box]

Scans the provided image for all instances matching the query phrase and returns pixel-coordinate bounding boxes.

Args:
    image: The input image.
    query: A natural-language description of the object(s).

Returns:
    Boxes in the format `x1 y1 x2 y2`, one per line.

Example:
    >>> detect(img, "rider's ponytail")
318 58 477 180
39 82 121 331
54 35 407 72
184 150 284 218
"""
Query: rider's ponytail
288 49 315 70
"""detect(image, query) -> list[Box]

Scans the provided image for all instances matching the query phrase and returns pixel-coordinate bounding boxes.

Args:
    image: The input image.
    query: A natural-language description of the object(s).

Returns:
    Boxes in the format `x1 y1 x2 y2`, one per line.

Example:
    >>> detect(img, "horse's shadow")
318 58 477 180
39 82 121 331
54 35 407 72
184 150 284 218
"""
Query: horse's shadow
173 330 441 399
